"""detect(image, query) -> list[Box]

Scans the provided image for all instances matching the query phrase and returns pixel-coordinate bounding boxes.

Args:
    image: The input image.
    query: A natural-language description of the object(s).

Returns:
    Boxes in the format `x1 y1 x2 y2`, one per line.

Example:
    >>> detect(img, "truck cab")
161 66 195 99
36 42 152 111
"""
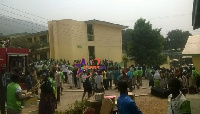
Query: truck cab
0 48 29 73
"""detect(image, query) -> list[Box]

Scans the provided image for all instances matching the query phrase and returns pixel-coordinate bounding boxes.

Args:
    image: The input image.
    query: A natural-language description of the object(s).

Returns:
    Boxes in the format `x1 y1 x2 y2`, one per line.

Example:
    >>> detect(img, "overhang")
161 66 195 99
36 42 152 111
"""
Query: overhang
85 19 128 29
182 35 200 55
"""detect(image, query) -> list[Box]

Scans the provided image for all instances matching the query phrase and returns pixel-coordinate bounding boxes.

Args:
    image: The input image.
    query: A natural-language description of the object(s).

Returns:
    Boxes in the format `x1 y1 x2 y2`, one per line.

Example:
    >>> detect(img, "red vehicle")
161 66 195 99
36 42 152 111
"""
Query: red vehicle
0 48 29 73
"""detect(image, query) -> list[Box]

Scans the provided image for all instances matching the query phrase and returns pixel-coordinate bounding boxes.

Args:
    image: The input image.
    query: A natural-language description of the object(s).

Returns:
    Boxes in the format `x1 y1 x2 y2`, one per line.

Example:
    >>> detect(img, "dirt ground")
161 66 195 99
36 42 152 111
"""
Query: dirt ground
21 79 200 114
135 95 167 114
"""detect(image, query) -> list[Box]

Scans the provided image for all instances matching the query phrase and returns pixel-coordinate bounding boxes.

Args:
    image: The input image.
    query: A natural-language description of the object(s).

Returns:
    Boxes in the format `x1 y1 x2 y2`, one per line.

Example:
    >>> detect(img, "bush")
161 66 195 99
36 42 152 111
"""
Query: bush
56 100 87 114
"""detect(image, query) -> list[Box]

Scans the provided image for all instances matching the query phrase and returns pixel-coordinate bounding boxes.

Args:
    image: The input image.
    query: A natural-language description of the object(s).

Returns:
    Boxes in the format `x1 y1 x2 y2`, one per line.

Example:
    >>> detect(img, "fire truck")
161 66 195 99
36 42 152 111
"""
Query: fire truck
0 48 29 73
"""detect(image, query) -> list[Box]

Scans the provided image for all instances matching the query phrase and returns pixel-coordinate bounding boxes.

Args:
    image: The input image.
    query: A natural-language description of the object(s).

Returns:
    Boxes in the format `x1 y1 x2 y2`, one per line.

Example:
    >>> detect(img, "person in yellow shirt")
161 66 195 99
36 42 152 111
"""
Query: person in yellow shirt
102 69 108 90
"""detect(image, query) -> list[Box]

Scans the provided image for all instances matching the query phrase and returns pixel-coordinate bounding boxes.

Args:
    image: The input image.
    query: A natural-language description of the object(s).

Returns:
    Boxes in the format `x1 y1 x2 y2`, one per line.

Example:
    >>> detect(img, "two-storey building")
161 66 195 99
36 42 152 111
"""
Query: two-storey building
48 19 127 64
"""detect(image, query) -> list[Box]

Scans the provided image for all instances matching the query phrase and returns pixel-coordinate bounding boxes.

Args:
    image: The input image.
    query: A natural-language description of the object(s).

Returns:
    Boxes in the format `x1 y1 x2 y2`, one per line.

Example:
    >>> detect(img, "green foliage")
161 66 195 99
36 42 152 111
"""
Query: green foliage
128 18 165 66
122 29 133 55
122 54 129 68
10 37 49 57
56 100 87 114
164 29 192 50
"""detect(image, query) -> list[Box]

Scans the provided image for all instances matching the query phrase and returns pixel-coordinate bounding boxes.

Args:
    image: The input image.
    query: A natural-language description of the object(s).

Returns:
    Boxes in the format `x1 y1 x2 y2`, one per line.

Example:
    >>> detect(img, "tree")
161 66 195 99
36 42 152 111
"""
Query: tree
10 37 49 61
128 18 165 66
164 29 192 51
122 54 129 68
122 29 133 55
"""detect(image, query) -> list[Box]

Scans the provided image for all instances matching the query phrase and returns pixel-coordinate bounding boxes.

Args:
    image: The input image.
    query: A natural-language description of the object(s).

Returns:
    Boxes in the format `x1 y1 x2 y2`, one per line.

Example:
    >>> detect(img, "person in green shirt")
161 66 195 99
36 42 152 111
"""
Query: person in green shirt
132 68 139 89
145 67 150 79
192 67 199 84
137 67 143 86
7 73 31 114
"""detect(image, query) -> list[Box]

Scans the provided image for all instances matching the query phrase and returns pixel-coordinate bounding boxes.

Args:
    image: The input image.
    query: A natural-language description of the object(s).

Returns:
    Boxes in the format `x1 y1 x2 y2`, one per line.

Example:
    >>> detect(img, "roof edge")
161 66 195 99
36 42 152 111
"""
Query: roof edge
85 19 128 29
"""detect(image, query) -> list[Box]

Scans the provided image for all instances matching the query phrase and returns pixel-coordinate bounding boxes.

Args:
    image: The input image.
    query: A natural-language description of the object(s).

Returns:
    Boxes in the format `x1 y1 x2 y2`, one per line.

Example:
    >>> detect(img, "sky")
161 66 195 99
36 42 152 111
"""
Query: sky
1 0 200 37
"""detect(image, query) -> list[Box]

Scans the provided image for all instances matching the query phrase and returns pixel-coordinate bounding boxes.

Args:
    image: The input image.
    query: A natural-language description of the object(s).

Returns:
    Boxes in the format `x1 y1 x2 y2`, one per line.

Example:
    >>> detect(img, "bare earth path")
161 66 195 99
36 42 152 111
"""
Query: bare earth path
22 79 200 114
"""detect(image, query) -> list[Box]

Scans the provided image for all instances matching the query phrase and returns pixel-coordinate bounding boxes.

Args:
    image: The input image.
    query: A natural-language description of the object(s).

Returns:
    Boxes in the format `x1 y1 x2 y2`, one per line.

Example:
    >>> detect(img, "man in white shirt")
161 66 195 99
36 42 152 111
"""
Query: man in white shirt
67 68 73 89
54 68 61 102
61 64 68 83
167 78 191 114
95 71 103 93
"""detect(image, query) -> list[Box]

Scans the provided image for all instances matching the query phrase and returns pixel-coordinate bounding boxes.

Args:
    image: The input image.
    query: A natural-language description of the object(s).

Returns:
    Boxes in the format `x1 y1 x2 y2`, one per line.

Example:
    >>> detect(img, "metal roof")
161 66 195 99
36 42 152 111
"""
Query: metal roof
182 35 200 55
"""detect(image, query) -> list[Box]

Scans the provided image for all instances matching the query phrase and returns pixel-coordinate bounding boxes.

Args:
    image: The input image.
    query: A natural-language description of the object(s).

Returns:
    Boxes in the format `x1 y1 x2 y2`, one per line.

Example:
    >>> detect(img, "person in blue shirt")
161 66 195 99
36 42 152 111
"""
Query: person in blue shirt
127 68 133 92
117 81 142 114
113 68 119 89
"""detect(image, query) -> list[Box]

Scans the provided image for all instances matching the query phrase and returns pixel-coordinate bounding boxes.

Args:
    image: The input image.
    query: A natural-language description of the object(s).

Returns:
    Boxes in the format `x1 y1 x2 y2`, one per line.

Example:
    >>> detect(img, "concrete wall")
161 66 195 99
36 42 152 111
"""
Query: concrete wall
48 19 123 64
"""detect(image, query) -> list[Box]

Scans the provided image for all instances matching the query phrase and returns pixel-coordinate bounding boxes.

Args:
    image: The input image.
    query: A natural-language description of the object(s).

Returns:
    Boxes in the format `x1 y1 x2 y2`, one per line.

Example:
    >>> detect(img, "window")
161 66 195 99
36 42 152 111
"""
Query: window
88 46 95 60
87 24 94 41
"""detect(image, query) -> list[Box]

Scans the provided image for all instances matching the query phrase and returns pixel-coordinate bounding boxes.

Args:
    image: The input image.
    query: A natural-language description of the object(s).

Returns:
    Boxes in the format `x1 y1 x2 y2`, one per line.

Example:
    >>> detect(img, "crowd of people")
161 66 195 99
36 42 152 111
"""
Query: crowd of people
146 66 200 94
1 58 200 114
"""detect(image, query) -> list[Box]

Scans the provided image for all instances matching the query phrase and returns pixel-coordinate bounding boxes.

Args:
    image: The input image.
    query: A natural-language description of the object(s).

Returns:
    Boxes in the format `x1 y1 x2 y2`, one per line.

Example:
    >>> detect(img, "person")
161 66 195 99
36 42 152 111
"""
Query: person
196 76 200 93
0 65 7 114
117 81 142 114
73 67 78 88
102 69 108 90
154 70 161 88
127 68 133 91
77 73 82 89
54 68 61 103
39 73 56 114
25 71 32 92
57 68 64 95
118 71 129 82
149 71 155 87
137 67 143 86
167 78 191 114
82 70 92 100
95 70 103 93
113 68 119 89
7 73 31 114
67 67 73 89
61 64 68 83
107 68 113 89
145 67 150 79
132 67 139 89
30 68 38 95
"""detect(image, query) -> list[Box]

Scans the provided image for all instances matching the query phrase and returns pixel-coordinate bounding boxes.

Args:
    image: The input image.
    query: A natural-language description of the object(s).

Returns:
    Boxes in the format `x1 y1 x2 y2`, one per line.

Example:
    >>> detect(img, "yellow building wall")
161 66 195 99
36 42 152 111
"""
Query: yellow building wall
25 32 49 61
48 19 123 64
70 20 88 62
91 24 122 62
49 20 73 62
192 56 200 73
